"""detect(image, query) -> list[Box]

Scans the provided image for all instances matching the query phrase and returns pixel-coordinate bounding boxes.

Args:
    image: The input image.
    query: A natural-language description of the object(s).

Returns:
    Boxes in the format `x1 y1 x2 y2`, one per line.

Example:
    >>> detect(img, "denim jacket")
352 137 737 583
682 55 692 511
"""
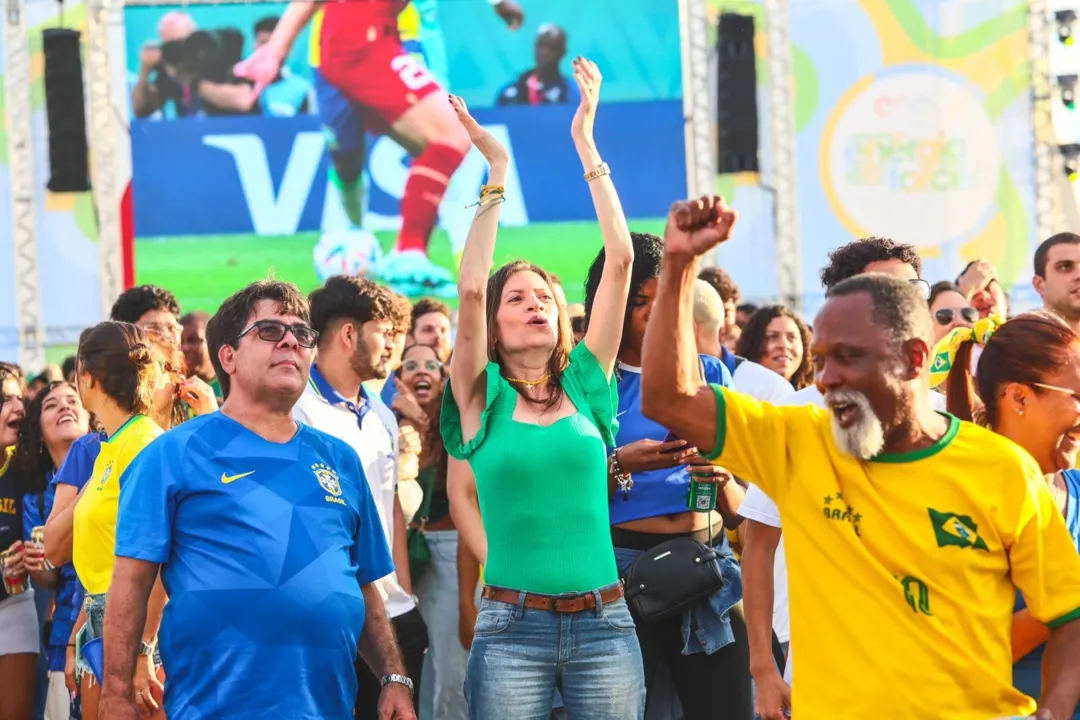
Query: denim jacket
613 540 743 655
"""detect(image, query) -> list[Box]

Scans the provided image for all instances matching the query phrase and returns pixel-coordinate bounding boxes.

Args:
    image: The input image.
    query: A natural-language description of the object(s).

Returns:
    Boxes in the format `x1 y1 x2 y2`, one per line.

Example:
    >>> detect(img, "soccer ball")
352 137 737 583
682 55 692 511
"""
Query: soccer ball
313 228 384 282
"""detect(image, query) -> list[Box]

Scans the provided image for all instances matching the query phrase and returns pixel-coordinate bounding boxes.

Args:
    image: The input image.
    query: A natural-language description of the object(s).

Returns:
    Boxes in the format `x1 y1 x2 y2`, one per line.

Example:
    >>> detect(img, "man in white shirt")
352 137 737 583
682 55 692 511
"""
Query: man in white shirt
739 237 942 720
292 275 428 717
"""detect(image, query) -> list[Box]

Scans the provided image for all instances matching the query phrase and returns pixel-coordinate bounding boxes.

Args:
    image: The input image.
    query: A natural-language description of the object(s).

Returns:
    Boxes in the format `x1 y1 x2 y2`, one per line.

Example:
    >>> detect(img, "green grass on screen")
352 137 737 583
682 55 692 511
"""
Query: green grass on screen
135 220 666 313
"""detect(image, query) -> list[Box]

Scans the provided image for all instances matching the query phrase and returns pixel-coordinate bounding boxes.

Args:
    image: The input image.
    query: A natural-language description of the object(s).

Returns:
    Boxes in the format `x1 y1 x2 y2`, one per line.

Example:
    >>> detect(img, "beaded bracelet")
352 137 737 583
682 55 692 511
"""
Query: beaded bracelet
584 162 610 182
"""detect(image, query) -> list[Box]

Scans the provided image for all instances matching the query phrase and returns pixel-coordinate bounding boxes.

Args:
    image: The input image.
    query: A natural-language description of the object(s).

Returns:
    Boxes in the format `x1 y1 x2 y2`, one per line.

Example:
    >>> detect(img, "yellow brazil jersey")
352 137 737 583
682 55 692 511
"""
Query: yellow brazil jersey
73 415 162 595
707 386 1080 720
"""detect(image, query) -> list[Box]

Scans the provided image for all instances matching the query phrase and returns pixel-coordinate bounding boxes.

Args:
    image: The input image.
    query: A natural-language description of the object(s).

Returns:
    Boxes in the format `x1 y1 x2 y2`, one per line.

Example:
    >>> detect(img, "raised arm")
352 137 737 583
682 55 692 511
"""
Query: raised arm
447 96 509 446
571 58 633 377
640 197 737 455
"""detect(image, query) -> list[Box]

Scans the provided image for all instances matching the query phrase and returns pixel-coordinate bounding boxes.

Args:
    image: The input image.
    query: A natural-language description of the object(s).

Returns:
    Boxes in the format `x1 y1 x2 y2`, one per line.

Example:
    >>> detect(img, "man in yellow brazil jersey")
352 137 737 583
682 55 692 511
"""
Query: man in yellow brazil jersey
640 195 1080 720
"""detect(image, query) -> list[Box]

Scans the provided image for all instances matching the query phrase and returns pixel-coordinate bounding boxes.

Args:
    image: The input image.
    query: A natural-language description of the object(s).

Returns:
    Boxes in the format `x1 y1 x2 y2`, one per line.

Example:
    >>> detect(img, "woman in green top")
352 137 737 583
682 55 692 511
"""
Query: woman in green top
441 58 644 719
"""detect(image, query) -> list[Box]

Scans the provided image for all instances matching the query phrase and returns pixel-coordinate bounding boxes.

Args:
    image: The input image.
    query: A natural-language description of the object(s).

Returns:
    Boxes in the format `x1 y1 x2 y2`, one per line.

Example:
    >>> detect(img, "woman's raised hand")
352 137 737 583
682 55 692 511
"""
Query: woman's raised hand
571 57 602 145
449 94 508 166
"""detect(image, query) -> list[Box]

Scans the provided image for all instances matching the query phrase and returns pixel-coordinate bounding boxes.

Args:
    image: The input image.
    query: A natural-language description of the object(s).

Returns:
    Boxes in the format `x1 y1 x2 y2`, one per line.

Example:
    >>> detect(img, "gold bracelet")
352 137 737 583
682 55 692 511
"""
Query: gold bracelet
480 184 505 196
584 162 610 182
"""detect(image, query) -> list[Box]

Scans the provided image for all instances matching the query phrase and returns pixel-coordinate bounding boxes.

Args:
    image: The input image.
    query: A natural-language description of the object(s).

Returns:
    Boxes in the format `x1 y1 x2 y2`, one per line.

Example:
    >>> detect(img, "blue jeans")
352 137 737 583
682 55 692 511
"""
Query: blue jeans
465 585 645 720
416 530 469 720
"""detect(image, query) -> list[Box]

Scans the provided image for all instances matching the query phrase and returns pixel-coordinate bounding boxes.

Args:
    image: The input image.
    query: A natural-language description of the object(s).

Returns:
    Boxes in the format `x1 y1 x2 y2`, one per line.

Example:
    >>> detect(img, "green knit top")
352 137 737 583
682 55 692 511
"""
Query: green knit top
440 342 620 594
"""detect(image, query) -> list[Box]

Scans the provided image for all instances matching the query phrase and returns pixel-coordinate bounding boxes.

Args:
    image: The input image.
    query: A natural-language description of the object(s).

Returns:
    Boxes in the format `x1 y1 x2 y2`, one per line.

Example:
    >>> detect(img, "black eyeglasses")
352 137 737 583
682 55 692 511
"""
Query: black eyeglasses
402 359 442 373
910 279 931 300
934 307 978 326
237 320 319 348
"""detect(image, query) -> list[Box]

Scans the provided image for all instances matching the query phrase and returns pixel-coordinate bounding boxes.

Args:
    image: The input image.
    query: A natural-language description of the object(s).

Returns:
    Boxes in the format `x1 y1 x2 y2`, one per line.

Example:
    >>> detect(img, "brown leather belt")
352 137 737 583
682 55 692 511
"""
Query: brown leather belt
481 584 624 614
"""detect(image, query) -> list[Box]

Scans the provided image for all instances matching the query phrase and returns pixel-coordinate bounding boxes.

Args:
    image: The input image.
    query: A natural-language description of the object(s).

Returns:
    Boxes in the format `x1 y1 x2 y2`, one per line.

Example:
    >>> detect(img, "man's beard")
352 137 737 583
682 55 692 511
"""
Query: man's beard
824 388 885 461
350 340 388 382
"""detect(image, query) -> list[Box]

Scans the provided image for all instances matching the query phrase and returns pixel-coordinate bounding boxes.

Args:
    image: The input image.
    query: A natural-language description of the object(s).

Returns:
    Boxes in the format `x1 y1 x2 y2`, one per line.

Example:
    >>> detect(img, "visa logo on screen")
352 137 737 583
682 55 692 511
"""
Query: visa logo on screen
203 127 529 236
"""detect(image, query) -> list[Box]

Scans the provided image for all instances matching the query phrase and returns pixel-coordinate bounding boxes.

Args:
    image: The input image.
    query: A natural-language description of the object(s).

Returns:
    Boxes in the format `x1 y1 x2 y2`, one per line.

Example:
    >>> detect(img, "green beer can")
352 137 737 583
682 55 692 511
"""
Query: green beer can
688 479 717 512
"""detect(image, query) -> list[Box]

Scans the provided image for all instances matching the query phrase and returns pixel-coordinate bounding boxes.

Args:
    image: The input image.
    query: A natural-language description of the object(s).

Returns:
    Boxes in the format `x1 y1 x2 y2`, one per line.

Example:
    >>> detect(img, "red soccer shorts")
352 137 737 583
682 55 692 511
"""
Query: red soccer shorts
317 34 442 134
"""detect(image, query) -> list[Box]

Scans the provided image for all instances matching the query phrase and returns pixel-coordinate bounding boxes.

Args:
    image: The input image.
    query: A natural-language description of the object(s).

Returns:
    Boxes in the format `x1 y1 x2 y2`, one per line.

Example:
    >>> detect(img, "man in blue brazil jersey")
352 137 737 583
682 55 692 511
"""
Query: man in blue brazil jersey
98 280 416 720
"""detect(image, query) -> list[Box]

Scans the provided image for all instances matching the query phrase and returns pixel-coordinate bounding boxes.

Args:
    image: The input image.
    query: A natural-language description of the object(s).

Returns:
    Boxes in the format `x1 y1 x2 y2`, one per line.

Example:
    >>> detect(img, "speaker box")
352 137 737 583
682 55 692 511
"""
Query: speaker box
43 28 91 193
716 13 760 175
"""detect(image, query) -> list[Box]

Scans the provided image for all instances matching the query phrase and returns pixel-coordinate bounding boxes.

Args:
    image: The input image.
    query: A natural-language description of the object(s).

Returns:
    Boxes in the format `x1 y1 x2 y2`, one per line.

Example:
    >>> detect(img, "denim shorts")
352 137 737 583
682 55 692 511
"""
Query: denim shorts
76 593 162 681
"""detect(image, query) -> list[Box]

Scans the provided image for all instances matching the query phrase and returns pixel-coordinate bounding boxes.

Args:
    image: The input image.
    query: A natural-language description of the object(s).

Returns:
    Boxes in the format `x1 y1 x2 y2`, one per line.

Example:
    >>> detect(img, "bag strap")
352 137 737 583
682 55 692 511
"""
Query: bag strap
694 354 716 547
414 466 437 527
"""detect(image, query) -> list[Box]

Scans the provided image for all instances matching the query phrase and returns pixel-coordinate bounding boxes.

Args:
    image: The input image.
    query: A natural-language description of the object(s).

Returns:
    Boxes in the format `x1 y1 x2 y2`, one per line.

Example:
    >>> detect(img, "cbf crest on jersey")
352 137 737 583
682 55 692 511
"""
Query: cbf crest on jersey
313 463 346 506
97 464 114 492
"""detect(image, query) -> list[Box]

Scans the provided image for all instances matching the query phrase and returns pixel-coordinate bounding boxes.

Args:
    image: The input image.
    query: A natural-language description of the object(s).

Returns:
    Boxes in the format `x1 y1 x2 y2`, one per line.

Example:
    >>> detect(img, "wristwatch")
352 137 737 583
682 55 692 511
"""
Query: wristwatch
138 641 155 657
380 674 414 695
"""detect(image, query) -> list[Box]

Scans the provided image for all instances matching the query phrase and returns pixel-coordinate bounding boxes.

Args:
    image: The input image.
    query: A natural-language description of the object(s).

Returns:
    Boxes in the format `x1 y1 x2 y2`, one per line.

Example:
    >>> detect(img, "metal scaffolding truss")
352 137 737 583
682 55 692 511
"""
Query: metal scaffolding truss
1029 0 1062 242
86 0 126 321
763 0 800 309
679 0 717 199
5 0 44 368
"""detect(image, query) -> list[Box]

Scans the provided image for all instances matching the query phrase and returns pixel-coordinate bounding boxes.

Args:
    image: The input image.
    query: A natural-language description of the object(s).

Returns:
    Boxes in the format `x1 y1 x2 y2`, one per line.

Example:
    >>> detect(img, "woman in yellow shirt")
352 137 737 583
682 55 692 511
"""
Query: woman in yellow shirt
71 321 164 720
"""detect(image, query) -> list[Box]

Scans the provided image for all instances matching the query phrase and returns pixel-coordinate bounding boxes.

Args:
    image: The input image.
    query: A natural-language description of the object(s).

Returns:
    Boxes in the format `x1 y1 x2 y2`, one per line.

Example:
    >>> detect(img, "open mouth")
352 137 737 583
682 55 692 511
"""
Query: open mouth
1061 427 1080 454
830 403 858 429
527 316 548 327
413 379 433 393
56 411 78 426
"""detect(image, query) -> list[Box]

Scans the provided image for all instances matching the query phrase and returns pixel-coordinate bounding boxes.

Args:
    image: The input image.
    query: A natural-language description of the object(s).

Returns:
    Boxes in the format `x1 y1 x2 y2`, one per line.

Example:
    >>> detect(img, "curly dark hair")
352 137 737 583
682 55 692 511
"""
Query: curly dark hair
10 381 79 495
109 285 181 324
735 305 813 390
819 237 922 291
698 267 741 305
309 275 399 340
583 232 664 352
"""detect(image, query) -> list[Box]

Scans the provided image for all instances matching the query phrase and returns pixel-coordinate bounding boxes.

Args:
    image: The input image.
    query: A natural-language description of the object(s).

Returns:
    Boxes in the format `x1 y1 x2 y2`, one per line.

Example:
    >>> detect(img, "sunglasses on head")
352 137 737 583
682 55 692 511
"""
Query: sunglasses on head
237 320 319 349
402 359 442 373
934 307 978 326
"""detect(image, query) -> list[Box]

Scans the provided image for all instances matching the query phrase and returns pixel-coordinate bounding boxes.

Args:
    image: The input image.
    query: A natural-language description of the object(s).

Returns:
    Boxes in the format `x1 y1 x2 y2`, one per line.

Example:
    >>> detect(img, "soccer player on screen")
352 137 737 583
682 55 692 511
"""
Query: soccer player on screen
236 0 521 299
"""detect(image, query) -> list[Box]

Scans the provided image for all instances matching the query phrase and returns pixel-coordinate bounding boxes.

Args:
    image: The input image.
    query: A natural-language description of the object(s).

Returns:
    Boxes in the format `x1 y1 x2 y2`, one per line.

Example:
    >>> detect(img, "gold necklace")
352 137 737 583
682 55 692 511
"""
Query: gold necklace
506 374 551 387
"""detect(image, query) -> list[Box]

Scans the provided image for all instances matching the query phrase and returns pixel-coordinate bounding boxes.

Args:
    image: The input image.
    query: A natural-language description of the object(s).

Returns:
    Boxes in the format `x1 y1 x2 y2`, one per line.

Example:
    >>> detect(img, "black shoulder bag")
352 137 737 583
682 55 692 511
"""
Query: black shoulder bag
623 516 725 622
622 355 725 622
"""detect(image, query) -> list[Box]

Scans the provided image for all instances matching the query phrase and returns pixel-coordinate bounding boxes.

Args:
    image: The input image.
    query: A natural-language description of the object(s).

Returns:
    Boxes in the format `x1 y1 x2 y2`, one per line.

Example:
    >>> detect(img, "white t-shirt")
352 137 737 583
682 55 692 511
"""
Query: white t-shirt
730 359 795 403
293 382 416 619
737 384 948 684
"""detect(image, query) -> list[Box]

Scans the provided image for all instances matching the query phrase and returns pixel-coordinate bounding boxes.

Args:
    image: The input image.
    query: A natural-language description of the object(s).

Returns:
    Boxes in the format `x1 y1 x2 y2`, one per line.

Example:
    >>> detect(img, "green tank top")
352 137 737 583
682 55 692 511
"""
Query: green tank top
440 342 620 594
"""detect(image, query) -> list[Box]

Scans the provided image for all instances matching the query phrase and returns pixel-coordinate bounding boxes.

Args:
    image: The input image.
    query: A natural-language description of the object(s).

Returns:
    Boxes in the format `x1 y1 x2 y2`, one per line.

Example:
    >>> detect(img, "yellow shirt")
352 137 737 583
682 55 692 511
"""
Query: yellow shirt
708 386 1080 719
73 415 162 595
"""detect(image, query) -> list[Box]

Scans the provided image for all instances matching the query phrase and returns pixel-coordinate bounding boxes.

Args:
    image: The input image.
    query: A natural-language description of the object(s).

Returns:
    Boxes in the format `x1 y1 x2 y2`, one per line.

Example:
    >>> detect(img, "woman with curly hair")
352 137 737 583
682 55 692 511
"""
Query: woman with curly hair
735 306 812 390
11 380 90 719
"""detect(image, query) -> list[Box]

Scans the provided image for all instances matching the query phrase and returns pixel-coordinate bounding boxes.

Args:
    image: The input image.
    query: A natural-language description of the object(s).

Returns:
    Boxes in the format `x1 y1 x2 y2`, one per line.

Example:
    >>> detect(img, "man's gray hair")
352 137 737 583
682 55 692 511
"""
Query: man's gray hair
825 273 932 344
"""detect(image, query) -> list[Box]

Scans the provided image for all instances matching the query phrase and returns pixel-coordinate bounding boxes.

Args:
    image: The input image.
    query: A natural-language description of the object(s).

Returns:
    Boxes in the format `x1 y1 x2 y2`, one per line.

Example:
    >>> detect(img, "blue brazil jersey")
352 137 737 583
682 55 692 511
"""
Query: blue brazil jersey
115 412 394 720
610 355 733 525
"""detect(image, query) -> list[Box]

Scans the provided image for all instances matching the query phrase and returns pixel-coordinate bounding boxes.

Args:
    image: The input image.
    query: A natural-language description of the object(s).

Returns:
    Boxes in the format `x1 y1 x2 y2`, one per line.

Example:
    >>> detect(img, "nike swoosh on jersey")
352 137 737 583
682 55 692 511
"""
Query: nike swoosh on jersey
221 471 256 484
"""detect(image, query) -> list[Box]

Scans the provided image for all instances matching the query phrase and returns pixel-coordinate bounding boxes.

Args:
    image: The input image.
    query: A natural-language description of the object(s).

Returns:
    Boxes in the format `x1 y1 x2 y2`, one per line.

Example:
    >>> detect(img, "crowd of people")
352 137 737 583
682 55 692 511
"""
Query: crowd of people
4 49 1080 720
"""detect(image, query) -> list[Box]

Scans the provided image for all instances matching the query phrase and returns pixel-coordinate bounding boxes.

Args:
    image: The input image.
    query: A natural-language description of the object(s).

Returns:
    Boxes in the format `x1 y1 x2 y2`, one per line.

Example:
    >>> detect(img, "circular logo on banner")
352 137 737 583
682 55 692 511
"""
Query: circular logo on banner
820 67 1001 248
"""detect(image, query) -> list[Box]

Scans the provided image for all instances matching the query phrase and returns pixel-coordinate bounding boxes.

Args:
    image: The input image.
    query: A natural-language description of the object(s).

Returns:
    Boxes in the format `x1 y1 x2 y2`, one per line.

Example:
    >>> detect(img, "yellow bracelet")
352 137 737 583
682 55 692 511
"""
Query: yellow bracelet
480 184 505 196
584 162 610 182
